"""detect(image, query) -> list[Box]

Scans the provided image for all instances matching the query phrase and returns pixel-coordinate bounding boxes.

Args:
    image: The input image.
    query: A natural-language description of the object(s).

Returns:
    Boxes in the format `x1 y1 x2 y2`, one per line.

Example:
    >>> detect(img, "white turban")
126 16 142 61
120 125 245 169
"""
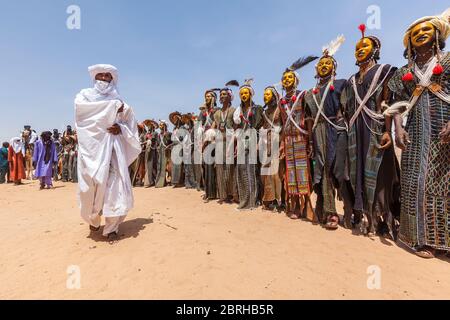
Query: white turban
88 64 119 85
10 137 23 154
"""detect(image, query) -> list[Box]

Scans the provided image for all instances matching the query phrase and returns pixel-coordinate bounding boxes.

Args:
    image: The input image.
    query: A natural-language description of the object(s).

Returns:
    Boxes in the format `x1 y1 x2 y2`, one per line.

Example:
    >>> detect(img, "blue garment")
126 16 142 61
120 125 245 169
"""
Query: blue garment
33 140 58 178
0 147 8 168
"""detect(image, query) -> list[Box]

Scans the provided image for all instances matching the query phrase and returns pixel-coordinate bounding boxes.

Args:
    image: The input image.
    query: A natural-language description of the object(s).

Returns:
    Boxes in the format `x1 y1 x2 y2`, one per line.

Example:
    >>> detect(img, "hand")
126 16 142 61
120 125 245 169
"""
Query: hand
107 124 122 135
118 103 125 114
439 121 450 144
395 128 410 150
379 132 393 150
307 142 314 159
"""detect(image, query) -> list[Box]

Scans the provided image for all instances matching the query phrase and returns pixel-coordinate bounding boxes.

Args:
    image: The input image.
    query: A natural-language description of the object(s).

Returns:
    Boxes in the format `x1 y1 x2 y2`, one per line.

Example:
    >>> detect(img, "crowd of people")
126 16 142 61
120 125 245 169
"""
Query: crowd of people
0 125 79 188
1 10 449 258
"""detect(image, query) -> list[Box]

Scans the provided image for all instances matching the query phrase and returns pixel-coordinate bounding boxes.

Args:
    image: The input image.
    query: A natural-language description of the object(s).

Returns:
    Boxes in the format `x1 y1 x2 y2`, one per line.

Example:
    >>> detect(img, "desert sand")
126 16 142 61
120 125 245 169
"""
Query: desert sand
0 179 449 300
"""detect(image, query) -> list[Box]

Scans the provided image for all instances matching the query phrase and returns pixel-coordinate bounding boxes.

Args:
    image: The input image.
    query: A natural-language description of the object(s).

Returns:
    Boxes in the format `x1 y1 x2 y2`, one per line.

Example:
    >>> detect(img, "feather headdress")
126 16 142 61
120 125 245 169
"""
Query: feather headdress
225 80 240 87
283 55 318 86
239 78 255 96
286 55 319 73
322 34 345 57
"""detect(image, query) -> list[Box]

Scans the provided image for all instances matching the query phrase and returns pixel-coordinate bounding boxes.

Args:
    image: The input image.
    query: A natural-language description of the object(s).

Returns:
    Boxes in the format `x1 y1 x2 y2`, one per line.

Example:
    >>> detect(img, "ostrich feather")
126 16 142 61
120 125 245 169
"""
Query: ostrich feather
322 35 345 57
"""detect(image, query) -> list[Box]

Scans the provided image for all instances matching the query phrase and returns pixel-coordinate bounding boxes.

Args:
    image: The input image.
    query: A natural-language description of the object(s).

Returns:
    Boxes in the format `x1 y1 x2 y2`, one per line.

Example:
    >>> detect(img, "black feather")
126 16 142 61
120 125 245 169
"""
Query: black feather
288 55 319 72
225 80 240 87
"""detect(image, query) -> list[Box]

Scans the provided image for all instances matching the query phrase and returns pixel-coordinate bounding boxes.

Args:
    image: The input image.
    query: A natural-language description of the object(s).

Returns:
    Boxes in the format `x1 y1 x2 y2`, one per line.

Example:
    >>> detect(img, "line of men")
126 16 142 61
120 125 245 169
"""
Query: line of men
0 125 79 187
129 13 450 259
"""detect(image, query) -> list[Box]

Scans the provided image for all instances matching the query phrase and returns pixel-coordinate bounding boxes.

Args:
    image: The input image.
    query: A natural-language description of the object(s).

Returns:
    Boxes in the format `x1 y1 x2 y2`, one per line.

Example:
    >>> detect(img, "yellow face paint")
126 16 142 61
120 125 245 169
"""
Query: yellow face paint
410 21 436 48
264 89 274 105
240 87 252 103
355 38 374 63
205 92 215 106
282 71 297 90
316 57 334 78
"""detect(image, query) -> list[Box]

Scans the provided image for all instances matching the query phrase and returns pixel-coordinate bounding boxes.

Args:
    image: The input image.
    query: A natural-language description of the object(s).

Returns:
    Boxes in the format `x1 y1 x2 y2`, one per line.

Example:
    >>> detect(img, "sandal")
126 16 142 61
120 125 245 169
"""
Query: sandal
89 225 100 232
107 232 119 245
325 215 339 230
415 247 435 259
288 213 300 220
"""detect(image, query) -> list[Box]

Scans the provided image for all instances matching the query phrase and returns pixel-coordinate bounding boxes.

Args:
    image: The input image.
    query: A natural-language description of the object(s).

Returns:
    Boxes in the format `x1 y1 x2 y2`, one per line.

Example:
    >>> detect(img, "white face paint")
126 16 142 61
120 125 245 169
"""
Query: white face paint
94 80 114 95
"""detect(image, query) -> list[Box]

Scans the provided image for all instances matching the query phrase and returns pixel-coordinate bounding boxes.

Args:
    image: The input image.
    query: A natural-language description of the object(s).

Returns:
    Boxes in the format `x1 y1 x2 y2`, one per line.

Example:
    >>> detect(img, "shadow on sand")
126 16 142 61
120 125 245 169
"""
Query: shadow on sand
87 217 153 243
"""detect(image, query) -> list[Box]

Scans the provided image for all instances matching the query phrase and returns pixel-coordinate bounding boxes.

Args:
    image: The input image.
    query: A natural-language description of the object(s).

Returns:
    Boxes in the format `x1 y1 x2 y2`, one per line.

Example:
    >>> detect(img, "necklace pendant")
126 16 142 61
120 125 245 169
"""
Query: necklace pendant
429 82 442 93
413 85 425 97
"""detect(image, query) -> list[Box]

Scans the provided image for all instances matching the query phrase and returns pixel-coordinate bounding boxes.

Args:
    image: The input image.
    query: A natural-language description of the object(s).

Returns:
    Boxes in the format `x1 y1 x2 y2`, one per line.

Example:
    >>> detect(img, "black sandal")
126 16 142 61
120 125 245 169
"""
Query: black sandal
107 232 119 245
89 225 100 232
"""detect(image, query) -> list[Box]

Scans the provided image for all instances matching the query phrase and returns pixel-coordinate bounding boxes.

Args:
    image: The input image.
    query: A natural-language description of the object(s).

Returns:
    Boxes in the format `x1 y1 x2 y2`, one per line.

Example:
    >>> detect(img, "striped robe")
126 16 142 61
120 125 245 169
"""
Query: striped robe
389 53 449 250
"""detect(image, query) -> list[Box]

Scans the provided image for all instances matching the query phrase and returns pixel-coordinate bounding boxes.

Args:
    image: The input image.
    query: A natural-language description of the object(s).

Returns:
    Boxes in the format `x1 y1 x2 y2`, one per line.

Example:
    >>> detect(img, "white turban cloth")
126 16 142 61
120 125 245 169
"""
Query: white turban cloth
403 8 450 48
88 64 119 86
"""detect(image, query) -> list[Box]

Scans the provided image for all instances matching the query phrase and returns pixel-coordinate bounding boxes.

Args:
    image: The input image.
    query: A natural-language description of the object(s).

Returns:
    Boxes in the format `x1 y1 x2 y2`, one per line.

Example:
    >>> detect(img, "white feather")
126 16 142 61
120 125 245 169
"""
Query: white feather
322 34 346 57
244 78 254 86
440 7 450 23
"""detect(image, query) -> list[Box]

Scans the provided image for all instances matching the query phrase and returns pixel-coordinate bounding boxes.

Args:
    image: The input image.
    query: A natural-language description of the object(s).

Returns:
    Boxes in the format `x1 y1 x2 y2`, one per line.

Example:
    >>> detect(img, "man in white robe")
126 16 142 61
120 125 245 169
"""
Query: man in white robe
75 64 141 242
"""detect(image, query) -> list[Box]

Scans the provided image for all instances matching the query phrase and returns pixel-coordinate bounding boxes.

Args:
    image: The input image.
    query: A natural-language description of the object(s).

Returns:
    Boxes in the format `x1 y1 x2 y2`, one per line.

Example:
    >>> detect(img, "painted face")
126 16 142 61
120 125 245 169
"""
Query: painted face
355 38 374 63
95 72 113 83
264 89 274 105
240 87 252 103
159 123 165 131
220 90 231 105
410 21 435 48
205 92 215 106
316 57 335 78
282 71 297 90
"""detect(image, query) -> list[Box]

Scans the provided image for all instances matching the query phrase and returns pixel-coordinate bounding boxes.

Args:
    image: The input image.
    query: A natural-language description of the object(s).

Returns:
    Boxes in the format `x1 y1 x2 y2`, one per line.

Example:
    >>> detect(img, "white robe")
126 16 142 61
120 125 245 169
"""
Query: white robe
75 88 141 225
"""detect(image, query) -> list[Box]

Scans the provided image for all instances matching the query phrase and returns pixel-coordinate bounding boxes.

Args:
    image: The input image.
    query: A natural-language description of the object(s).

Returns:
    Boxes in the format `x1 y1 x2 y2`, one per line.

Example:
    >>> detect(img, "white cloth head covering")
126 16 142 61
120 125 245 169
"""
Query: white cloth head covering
82 64 121 102
88 64 119 85
403 8 450 47
10 137 23 154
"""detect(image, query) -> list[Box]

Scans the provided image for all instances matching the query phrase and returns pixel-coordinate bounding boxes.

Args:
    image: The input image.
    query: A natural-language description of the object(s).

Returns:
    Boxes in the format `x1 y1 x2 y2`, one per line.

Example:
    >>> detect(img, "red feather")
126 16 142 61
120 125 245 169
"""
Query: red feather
358 24 366 37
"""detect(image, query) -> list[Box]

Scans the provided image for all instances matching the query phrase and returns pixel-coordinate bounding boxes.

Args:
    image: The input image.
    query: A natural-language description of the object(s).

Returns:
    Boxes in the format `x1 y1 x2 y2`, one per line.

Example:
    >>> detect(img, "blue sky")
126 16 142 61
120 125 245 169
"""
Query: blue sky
0 0 448 142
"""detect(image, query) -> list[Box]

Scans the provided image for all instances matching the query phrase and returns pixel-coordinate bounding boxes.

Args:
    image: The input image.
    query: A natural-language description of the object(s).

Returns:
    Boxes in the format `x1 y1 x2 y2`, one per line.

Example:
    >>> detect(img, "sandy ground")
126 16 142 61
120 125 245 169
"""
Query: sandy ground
0 179 449 300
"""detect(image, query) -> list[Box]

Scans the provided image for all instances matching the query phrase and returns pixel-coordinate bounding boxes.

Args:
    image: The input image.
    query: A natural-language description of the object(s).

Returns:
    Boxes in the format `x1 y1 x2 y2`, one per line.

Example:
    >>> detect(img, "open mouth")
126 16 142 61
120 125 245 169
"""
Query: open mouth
357 51 366 58
416 35 428 42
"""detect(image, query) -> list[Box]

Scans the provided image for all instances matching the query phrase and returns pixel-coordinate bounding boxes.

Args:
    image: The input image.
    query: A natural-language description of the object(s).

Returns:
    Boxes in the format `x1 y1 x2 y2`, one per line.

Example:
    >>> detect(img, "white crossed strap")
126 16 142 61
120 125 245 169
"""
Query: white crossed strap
312 81 347 132
349 64 393 130
284 91 309 136
384 56 450 117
